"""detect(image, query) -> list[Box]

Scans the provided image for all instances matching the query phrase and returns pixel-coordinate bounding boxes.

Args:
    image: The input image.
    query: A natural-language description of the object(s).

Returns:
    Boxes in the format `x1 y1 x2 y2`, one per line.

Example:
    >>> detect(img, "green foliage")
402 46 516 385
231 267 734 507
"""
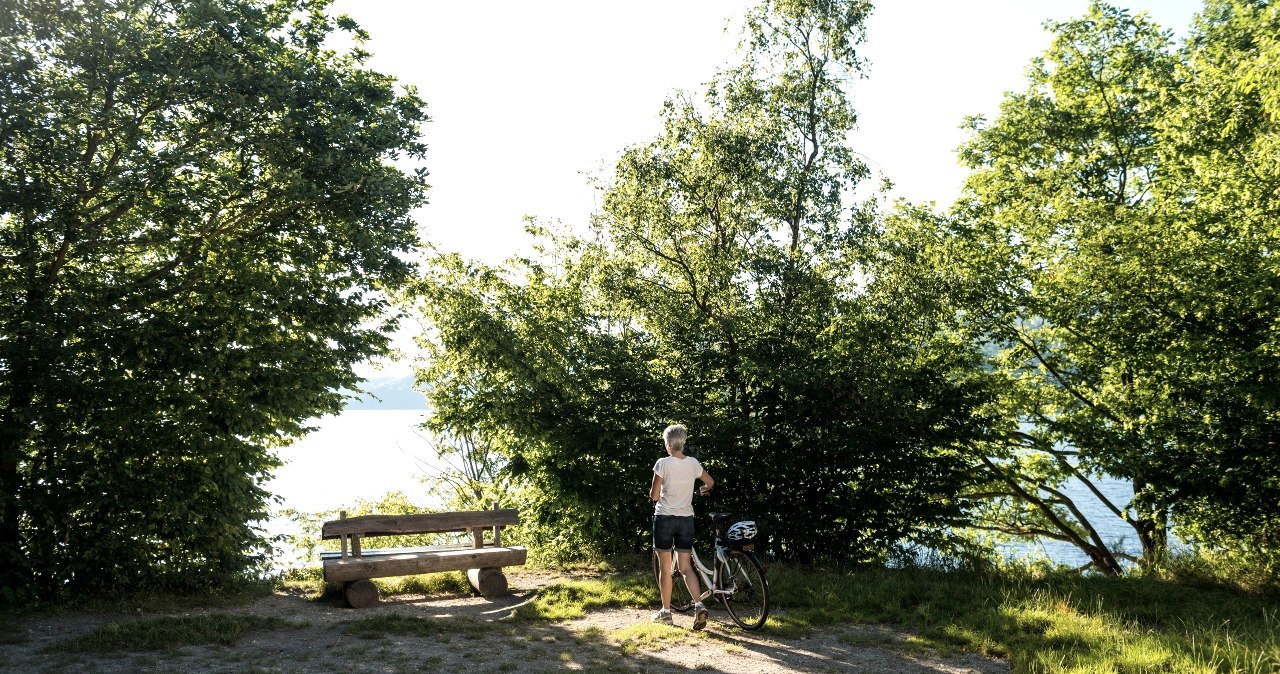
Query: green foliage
414 0 985 567
0 0 428 601
47 614 304 653
1158 545 1280 596
1148 0 1280 571
884 1 1280 576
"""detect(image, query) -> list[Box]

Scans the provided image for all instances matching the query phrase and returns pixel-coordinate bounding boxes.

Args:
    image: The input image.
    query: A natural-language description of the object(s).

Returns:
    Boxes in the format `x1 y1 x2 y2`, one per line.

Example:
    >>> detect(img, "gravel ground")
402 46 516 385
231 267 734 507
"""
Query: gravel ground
0 572 1009 673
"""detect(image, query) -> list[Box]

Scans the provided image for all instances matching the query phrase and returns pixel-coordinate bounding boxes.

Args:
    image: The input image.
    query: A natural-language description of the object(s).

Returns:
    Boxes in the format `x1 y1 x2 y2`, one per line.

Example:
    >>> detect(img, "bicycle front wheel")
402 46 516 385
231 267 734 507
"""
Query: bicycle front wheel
720 549 769 630
652 551 693 612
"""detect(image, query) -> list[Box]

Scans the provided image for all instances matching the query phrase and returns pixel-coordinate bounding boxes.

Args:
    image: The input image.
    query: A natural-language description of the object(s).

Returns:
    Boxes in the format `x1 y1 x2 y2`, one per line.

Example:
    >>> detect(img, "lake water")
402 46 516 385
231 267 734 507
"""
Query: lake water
263 410 448 566
997 476 1154 569
265 410 1157 568
266 410 444 514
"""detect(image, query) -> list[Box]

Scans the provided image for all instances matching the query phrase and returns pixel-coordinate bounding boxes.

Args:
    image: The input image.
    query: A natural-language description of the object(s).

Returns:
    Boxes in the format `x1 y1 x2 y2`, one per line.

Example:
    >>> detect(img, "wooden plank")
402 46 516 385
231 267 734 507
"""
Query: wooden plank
322 544 527 583
491 502 502 547
321 509 520 539
322 546 528 583
340 511 349 559
320 544 482 560
324 546 528 583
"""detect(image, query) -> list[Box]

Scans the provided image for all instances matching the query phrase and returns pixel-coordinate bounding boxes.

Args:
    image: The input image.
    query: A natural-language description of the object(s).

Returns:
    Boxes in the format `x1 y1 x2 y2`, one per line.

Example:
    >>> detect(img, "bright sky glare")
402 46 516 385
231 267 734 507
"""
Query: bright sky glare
333 0 1203 378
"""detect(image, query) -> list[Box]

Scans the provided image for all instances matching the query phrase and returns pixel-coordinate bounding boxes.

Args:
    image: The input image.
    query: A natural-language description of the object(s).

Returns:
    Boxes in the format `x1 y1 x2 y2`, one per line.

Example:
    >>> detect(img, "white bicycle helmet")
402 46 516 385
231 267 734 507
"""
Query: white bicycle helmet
726 520 758 543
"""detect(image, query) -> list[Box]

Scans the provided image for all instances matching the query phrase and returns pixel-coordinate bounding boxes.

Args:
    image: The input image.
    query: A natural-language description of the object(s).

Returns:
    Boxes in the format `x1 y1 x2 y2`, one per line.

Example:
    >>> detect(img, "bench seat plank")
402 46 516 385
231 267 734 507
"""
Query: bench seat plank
322 545 528 583
319 544 483 560
322 509 520 539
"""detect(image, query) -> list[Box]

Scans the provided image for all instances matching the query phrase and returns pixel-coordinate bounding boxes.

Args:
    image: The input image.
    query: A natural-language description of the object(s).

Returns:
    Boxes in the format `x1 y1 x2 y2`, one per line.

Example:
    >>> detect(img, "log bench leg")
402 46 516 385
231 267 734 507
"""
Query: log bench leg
344 579 380 608
467 567 508 597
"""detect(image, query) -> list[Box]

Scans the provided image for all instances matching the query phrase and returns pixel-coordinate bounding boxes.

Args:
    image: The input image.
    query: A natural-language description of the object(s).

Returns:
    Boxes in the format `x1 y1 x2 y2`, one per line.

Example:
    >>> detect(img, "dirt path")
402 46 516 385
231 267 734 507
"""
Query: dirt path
1 573 1009 673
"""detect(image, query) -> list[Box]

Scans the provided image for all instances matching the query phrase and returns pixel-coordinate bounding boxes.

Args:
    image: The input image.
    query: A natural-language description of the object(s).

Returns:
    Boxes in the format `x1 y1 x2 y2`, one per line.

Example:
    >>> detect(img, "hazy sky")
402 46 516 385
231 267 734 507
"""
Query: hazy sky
332 0 1204 377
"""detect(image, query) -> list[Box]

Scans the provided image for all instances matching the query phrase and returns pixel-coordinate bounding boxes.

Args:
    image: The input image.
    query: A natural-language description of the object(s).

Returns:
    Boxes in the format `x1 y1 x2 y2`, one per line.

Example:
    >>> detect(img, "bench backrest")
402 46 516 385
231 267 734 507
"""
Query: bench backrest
321 508 520 540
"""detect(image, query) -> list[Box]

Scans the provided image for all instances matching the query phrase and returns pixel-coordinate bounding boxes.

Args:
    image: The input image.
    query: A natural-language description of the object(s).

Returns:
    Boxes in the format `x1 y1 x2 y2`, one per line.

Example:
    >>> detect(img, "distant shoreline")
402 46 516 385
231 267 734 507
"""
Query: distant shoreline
341 375 426 411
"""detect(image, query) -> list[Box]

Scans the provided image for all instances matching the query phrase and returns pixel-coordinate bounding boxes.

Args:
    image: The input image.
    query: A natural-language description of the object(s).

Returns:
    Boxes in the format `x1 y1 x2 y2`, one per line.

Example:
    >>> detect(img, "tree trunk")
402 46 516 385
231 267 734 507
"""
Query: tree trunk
0 345 39 596
1133 481 1169 570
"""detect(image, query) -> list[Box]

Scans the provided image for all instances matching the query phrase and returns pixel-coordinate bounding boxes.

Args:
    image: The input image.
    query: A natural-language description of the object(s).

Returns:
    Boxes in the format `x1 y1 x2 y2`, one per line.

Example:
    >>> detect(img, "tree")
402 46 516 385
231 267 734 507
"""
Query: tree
0 0 427 600
415 0 987 565
1145 0 1280 574
902 0 1280 576
950 2 1178 575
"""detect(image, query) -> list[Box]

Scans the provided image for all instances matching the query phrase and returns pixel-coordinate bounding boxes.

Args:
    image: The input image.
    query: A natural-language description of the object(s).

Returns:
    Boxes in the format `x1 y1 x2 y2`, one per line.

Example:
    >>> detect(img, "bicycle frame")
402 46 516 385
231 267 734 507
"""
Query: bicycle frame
674 543 734 603
655 527 770 630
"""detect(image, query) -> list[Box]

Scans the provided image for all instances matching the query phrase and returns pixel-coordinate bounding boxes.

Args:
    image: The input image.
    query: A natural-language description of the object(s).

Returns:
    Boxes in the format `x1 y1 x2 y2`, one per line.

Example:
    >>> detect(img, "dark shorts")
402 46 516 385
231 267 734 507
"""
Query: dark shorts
653 515 695 552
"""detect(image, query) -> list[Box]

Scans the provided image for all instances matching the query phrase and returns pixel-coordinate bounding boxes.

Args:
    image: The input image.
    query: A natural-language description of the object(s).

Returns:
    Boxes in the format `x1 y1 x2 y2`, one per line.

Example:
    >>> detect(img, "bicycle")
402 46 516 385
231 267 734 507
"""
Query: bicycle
652 510 770 630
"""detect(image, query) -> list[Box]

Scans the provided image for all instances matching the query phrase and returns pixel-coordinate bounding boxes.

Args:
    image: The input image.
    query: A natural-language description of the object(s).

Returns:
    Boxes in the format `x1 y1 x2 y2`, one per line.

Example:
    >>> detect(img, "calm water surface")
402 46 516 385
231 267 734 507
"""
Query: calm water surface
264 410 448 564
266 409 444 513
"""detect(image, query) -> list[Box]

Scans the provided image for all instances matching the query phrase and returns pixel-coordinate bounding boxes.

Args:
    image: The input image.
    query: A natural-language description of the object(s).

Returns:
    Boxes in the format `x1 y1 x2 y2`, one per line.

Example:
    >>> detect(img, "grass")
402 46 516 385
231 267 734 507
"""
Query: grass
608 622 702 655
376 571 472 596
766 565 1280 673
507 561 1279 672
512 574 655 621
15 557 1278 673
0 616 24 645
277 567 472 603
46 613 305 653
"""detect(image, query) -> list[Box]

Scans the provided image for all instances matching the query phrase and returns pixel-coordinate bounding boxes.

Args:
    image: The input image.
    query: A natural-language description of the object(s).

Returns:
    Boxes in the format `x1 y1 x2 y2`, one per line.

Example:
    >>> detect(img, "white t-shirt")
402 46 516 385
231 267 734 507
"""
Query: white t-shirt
653 455 704 517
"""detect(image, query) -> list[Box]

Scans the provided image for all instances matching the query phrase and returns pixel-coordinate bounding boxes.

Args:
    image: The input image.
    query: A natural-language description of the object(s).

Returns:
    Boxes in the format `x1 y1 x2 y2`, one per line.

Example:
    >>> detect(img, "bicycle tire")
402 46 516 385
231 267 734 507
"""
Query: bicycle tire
719 549 769 630
652 550 693 612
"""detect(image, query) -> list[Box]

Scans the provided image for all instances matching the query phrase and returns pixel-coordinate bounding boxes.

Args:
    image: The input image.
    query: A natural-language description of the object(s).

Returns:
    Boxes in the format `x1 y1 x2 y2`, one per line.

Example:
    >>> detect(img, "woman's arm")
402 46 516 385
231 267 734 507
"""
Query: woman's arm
698 470 715 494
650 472 664 502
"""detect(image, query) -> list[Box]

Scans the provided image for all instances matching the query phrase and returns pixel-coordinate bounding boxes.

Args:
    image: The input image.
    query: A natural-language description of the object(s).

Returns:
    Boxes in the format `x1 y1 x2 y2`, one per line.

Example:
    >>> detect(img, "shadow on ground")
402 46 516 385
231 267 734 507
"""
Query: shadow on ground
0 581 1008 674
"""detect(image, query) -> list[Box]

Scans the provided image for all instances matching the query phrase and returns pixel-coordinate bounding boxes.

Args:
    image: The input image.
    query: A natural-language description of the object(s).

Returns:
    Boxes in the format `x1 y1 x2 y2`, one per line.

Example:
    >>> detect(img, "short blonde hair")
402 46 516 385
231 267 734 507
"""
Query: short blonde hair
663 424 687 452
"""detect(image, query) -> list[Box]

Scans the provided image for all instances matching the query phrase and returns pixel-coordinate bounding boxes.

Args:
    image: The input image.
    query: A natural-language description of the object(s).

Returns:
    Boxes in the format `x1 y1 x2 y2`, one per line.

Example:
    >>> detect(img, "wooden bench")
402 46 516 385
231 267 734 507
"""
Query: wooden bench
320 506 528 608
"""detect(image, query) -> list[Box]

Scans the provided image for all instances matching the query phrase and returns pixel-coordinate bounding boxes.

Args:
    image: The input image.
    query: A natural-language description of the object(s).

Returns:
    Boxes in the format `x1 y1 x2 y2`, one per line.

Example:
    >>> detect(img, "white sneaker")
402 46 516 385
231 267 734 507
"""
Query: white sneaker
651 608 673 625
692 602 708 631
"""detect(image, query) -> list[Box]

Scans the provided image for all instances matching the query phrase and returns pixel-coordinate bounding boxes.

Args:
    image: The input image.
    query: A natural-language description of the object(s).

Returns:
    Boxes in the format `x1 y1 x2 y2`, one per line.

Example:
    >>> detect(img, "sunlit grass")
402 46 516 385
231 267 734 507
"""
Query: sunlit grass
375 571 472 597
512 575 655 621
767 565 1280 673
608 622 695 655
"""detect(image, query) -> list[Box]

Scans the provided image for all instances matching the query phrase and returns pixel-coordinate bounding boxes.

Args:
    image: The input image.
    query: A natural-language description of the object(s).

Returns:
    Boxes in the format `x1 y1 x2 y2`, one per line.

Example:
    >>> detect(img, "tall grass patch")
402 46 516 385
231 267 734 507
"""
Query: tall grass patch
375 571 472 597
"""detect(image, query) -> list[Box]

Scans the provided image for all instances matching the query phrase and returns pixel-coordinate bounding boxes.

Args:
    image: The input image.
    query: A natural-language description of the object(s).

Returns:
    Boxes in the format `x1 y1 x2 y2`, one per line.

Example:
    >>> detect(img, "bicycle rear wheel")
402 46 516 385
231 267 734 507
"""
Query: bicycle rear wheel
652 551 693 612
719 549 768 630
